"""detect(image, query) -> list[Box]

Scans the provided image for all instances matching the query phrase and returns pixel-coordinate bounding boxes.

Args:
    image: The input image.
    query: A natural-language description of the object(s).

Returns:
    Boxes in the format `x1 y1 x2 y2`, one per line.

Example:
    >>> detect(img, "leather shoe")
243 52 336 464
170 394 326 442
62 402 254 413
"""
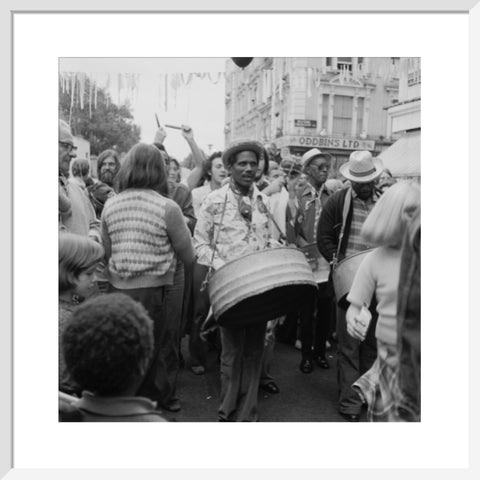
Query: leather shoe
260 381 280 394
191 365 205 375
339 412 360 422
300 358 314 374
316 357 330 369
161 399 181 412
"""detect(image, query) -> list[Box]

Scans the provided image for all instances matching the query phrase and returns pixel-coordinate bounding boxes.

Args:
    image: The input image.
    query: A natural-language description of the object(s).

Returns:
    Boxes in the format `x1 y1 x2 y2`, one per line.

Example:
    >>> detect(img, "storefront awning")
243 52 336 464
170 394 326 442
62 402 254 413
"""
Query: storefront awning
378 130 420 177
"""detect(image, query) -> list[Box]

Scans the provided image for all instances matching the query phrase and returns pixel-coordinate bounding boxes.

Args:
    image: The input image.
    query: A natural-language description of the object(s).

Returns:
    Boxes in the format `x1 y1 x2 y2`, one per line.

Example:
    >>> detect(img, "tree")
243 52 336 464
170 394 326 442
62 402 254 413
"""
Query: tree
59 76 141 156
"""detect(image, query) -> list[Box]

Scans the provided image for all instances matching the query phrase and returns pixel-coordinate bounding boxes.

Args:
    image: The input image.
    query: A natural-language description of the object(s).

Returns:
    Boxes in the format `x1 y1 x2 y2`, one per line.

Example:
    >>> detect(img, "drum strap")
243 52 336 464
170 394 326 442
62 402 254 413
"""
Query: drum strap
256 195 287 243
200 188 229 292
335 187 352 264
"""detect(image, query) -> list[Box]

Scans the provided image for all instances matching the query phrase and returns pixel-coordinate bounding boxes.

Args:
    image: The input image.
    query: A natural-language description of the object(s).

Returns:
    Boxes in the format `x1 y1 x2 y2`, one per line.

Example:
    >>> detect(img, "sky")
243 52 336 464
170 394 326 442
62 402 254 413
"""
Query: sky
59 58 227 161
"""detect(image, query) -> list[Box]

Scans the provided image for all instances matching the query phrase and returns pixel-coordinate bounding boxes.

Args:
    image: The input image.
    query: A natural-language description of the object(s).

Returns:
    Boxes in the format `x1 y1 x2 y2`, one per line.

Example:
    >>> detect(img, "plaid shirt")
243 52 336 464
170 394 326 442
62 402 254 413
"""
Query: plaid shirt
345 190 377 257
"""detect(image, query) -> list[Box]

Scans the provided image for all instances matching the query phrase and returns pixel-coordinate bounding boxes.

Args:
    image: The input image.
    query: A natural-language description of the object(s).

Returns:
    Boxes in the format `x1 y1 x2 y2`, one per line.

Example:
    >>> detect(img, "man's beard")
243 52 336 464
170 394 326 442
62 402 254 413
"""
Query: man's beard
100 171 115 186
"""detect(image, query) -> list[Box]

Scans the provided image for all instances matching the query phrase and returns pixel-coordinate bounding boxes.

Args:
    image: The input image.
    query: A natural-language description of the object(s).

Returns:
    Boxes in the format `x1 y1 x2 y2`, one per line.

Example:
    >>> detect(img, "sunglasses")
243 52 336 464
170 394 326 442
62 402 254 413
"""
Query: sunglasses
311 163 330 171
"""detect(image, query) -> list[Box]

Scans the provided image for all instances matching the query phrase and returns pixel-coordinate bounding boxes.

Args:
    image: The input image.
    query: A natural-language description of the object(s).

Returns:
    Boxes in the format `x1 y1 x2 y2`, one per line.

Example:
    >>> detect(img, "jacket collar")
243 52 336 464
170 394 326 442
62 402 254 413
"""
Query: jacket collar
73 391 158 417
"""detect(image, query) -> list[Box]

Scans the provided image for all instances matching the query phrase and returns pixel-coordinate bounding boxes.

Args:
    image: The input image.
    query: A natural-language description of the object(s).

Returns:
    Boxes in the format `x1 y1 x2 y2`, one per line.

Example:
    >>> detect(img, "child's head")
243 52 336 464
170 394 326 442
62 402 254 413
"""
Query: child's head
62 293 154 396
59 232 104 297
361 180 420 248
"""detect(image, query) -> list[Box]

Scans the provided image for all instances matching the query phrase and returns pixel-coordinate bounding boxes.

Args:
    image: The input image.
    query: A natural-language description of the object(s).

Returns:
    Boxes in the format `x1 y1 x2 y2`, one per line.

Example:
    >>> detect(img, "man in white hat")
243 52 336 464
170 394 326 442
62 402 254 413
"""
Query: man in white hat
58 120 100 240
193 138 276 422
287 148 333 374
317 150 383 422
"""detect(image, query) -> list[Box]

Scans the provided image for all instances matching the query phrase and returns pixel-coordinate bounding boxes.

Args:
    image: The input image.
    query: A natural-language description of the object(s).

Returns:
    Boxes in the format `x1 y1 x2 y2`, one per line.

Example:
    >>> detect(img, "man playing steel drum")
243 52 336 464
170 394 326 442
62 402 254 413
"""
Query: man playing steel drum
194 138 276 422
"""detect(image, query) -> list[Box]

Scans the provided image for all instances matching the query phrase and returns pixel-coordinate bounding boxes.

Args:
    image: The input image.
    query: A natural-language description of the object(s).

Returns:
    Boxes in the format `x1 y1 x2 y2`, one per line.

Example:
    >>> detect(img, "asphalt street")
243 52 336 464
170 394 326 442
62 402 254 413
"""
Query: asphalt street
160 336 366 423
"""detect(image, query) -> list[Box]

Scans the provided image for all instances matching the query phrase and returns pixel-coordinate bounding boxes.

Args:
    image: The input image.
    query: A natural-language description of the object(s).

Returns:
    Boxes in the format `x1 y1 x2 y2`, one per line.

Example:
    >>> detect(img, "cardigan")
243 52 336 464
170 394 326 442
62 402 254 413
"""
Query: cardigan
316 187 353 263
347 247 402 345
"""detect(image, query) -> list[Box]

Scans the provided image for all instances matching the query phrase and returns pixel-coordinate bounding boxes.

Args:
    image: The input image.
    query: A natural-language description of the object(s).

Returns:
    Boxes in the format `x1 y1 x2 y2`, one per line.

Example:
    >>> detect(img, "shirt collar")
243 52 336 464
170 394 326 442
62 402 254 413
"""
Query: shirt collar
229 178 260 199
73 391 158 417
302 182 326 199
351 187 378 203
59 174 68 188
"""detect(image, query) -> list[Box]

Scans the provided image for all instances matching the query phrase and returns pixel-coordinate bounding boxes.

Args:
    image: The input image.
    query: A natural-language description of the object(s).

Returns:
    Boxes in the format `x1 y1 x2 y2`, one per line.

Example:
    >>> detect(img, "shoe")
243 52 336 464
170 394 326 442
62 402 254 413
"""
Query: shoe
259 381 280 394
161 399 181 412
339 412 360 422
294 340 302 350
299 358 314 374
316 357 330 369
191 365 205 375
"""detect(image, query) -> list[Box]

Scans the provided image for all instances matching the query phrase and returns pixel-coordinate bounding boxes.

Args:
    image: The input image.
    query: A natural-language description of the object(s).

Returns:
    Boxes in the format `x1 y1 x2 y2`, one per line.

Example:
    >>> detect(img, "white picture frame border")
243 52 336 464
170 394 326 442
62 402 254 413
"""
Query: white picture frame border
2 0 478 478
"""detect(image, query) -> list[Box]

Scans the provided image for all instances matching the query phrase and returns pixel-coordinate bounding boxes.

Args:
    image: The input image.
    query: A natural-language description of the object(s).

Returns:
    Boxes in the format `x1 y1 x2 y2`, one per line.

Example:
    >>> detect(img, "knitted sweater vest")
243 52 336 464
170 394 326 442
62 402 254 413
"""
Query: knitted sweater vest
102 189 176 289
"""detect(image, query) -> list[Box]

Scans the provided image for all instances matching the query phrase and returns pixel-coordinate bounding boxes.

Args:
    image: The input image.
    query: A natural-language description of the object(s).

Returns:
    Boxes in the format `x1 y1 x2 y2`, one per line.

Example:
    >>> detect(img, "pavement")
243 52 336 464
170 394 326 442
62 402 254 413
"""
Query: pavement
160 337 367 423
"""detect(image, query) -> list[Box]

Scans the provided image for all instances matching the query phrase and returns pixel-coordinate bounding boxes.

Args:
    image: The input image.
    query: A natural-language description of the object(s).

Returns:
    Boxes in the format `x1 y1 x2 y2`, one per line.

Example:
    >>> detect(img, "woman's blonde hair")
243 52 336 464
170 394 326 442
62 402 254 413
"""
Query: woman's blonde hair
361 180 420 248
59 232 104 293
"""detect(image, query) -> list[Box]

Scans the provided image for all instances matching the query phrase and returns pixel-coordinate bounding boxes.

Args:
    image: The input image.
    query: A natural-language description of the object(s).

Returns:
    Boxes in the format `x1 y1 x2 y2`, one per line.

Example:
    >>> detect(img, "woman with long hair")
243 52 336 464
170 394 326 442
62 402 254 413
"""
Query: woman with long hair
101 143 195 412
346 181 420 421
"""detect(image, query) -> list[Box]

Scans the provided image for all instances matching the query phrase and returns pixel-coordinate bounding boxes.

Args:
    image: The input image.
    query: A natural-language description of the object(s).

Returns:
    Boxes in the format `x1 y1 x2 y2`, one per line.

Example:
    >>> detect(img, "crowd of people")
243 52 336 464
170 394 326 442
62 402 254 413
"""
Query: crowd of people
58 118 421 423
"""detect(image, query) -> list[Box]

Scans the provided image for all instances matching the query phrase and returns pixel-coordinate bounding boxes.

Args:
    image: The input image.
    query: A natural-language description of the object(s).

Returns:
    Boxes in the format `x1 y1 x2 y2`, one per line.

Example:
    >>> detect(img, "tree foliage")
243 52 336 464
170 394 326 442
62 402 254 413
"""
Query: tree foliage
59 76 141 156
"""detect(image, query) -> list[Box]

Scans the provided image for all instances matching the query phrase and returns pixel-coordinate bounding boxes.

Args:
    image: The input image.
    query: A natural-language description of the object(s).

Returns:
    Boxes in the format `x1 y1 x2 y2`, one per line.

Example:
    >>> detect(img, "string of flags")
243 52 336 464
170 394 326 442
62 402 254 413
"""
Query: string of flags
59 71 227 115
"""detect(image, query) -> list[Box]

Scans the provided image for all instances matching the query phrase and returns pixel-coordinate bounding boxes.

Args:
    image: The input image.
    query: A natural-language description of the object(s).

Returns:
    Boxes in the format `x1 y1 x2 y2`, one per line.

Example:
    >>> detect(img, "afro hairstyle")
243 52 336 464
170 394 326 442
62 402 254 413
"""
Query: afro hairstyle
62 293 154 396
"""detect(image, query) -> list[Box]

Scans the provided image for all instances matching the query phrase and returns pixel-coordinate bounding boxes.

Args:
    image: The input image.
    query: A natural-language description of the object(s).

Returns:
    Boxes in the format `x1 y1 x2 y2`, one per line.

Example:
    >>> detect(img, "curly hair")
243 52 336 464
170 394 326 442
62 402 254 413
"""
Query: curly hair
203 151 223 181
62 293 154 396
59 232 104 293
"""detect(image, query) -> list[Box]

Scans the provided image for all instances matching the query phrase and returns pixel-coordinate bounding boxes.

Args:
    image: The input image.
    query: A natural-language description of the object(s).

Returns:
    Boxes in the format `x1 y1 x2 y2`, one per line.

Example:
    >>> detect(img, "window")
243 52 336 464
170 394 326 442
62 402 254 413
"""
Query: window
332 95 353 136
322 94 330 131
337 57 353 71
408 70 421 86
356 97 364 134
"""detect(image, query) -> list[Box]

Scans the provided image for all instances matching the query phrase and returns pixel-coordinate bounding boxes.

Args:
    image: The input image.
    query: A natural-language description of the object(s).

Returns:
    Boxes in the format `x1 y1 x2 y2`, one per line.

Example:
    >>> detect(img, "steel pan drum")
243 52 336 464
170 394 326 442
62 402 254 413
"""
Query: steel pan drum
208 247 317 328
331 249 374 303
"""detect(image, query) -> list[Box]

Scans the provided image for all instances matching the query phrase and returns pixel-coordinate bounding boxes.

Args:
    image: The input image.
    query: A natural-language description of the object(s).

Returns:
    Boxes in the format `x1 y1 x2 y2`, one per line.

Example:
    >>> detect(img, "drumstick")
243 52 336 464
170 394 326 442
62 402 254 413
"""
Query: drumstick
155 114 160 128
165 124 192 132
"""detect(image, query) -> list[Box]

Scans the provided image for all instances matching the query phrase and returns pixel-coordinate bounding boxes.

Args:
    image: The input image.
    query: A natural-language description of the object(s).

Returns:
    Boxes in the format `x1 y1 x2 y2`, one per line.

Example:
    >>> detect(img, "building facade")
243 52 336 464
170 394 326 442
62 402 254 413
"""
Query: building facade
225 57 401 175
382 57 421 178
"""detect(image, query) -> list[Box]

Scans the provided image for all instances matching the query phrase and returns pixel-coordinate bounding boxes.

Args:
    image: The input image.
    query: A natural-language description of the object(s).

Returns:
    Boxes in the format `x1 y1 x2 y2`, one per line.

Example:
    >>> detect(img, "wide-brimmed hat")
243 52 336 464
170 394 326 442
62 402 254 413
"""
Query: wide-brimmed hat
300 148 332 171
59 120 74 146
339 150 383 183
222 138 263 168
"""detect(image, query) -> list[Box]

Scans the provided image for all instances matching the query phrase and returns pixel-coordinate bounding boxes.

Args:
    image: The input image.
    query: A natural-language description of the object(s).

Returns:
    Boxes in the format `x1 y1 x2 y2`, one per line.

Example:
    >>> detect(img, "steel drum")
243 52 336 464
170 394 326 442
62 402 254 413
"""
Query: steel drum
208 247 317 328
331 249 374 303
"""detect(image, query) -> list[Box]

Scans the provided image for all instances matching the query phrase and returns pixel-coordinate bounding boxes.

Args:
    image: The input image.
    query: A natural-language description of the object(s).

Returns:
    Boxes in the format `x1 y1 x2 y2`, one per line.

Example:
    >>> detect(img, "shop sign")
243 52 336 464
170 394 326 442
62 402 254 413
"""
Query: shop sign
294 119 317 128
284 135 375 151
